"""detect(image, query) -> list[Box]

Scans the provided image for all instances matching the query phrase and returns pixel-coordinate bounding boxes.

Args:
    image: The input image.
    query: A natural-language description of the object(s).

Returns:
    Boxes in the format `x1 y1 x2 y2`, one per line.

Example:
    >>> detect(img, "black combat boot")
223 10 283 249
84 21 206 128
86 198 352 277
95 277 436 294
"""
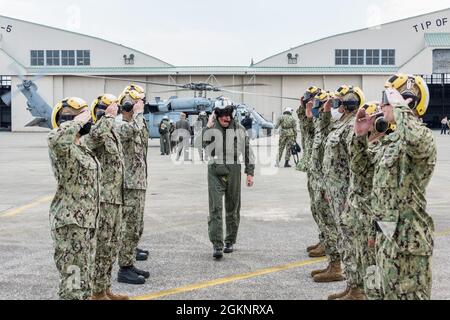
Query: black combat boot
118 266 145 285
284 160 291 168
137 247 149 255
224 243 234 254
213 248 223 259
132 266 150 279
136 250 148 261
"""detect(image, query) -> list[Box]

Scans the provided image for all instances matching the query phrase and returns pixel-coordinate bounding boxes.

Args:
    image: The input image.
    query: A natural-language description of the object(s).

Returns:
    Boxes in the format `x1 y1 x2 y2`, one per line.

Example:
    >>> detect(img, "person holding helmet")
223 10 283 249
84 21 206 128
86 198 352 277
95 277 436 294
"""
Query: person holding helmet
195 98 255 259
307 91 343 281
354 74 436 300
48 97 99 300
275 107 297 168
320 86 365 300
81 94 128 300
296 86 320 172
159 115 171 156
116 84 151 285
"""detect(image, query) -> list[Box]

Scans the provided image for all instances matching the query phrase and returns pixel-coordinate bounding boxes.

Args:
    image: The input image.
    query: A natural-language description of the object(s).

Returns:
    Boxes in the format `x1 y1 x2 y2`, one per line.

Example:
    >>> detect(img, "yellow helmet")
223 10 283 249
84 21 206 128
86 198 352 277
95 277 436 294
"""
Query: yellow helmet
303 86 321 102
120 84 146 102
362 102 379 116
384 73 429 117
91 94 118 123
312 91 330 109
51 97 88 129
337 85 365 111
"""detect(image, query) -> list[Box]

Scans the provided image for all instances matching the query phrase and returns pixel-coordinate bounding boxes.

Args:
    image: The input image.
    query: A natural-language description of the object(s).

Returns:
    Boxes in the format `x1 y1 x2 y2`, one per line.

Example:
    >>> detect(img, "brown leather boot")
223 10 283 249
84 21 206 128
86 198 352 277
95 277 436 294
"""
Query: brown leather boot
310 264 330 277
308 244 326 258
91 291 111 300
313 260 345 283
339 287 367 300
307 242 321 252
106 289 130 300
328 285 350 300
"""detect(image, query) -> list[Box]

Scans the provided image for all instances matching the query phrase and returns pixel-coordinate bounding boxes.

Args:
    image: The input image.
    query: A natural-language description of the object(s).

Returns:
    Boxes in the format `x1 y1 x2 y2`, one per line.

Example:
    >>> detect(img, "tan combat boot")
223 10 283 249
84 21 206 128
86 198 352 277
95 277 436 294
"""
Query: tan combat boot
328 285 351 300
308 244 326 258
106 289 130 301
310 264 330 278
313 260 345 283
339 287 367 300
90 291 111 300
307 242 321 252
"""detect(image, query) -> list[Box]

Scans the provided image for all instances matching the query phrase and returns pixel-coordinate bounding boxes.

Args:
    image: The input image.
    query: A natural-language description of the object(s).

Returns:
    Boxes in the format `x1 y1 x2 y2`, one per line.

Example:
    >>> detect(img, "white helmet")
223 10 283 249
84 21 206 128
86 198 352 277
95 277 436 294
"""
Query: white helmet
214 97 234 110
163 115 169 120
284 107 294 114
199 111 207 116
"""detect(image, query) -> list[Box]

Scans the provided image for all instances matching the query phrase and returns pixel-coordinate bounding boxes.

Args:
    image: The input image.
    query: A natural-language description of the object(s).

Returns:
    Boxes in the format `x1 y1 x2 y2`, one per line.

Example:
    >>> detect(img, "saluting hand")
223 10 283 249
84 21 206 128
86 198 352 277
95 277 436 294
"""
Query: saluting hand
106 102 119 117
74 109 91 125
323 99 332 113
305 101 314 119
133 100 145 114
354 108 374 137
207 113 216 128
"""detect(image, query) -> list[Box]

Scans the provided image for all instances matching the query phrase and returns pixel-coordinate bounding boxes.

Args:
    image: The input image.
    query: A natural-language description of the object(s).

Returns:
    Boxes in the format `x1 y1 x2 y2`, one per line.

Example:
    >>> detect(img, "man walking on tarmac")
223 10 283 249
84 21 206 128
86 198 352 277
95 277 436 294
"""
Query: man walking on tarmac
195 98 255 259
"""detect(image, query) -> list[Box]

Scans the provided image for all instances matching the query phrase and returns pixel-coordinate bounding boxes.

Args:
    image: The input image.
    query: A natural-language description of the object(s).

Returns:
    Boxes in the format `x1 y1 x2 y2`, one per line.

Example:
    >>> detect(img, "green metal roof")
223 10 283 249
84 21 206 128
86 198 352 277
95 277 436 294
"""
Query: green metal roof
425 33 450 47
26 65 397 76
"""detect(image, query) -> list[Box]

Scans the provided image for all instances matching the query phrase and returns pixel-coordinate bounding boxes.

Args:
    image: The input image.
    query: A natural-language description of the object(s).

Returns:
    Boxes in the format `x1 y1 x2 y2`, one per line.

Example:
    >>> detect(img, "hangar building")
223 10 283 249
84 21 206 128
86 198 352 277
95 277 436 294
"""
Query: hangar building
1 8 450 131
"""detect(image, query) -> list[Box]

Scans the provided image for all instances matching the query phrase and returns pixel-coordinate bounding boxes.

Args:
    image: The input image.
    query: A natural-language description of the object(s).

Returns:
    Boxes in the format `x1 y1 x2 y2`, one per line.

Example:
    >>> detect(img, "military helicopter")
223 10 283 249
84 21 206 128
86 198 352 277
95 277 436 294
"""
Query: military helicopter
2 72 301 138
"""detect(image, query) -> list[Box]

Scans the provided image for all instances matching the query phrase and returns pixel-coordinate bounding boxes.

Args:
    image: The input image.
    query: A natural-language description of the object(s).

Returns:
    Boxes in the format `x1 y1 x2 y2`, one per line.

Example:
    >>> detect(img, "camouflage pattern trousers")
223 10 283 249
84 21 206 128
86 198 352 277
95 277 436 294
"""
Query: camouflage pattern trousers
310 177 340 262
118 189 146 267
365 233 432 300
207 164 241 250
326 182 359 287
278 135 295 162
349 206 376 290
51 225 96 300
92 202 122 294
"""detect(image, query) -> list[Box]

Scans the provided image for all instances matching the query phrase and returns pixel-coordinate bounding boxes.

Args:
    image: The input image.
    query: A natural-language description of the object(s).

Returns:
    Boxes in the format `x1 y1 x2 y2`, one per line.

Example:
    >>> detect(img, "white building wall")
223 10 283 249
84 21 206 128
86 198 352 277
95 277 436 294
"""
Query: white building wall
255 9 450 67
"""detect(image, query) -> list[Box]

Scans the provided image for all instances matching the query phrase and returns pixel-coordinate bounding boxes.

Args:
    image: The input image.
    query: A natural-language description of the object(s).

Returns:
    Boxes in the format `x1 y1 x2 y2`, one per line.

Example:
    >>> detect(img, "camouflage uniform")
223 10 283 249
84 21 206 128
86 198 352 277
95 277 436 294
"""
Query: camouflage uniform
117 113 149 267
323 113 358 286
349 135 384 298
309 112 340 262
48 120 100 300
159 119 171 155
351 104 436 300
296 106 313 172
82 115 124 294
275 114 297 162
195 119 255 249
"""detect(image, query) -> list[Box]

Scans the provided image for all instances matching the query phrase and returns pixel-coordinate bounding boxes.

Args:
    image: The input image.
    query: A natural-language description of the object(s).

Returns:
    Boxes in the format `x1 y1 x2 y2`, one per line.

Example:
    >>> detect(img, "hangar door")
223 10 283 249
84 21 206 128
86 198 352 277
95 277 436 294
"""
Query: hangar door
0 76 11 131
422 49 450 128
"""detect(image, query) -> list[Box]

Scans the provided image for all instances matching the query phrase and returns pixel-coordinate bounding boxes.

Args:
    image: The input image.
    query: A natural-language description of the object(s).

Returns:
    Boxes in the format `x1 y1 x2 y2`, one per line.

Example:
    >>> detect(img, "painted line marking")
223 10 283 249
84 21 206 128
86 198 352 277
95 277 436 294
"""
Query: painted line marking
132 257 327 300
0 195 53 218
133 228 450 300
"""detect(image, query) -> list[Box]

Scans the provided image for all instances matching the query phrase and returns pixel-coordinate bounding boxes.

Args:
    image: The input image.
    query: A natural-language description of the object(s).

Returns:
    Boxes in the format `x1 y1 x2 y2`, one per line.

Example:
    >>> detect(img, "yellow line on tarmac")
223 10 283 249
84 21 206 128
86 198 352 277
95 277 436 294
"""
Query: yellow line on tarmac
133 257 327 300
0 195 53 218
435 228 450 237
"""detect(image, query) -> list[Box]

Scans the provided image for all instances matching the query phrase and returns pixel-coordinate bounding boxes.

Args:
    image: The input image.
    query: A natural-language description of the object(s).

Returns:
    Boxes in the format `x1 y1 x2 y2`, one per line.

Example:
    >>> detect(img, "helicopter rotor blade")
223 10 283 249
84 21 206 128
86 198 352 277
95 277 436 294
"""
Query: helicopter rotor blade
220 88 301 101
216 83 268 89
73 74 188 89
152 89 192 94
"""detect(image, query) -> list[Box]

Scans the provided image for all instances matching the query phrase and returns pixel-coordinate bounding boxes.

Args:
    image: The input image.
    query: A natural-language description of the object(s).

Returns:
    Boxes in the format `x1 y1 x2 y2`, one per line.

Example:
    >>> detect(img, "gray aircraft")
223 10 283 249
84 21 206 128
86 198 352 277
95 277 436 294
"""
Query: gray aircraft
2 75 300 138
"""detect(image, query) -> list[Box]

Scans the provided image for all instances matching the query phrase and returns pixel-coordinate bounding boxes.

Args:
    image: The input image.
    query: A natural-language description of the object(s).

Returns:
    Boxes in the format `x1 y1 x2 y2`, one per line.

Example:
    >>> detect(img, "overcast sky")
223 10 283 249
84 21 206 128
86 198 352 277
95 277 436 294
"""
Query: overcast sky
1 0 450 65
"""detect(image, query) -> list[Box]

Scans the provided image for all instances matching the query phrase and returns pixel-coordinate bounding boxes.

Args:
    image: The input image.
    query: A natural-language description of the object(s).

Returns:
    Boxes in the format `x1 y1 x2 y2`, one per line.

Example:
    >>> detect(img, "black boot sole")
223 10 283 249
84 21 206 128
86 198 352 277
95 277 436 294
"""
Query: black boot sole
117 276 145 285
136 254 149 261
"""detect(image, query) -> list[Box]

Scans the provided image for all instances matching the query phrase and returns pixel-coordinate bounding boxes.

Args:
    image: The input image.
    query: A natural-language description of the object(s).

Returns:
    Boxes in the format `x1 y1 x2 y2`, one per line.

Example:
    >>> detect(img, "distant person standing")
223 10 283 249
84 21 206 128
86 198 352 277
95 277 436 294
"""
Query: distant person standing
441 116 448 135
241 111 253 139
175 113 191 161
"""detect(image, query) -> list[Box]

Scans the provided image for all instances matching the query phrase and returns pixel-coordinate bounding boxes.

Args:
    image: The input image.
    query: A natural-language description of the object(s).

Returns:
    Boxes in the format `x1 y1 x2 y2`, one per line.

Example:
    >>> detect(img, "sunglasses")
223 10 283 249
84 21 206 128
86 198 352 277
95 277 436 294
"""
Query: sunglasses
59 114 76 124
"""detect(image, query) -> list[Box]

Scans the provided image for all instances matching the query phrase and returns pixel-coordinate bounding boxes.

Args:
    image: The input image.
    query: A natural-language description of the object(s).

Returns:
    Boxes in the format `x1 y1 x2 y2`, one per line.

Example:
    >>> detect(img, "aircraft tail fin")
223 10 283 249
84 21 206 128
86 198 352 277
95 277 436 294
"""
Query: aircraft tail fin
25 117 48 128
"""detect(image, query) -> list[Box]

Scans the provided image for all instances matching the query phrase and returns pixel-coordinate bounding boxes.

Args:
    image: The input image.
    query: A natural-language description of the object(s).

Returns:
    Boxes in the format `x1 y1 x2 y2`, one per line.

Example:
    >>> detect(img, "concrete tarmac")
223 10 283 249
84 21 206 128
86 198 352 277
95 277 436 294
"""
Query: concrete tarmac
0 132 449 300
